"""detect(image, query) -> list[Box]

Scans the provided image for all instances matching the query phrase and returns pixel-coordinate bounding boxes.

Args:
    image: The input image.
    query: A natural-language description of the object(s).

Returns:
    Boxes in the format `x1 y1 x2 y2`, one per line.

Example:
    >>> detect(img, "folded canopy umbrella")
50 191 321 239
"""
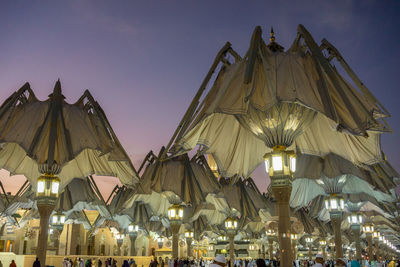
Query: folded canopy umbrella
171 26 390 178
0 80 138 264
166 25 392 263
290 153 398 209
0 81 138 188
123 151 221 258
124 152 221 224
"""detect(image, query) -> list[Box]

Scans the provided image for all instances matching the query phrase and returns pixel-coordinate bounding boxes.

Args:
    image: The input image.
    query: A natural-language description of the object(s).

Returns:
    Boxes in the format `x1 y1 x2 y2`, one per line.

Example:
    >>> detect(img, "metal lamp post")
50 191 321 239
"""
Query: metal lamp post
225 216 238 267
128 223 139 256
266 229 276 260
168 204 184 259
325 194 345 258
0 81 138 266
185 230 194 258
305 237 313 260
218 235 227 242
36 173 61 264
115 233 125 256
319 240 327 260
50 211 65 255
372 231 380 261
363 223 374 261
291 234 298 261
157 237 164 249
347 212 363 260
264 150 296 266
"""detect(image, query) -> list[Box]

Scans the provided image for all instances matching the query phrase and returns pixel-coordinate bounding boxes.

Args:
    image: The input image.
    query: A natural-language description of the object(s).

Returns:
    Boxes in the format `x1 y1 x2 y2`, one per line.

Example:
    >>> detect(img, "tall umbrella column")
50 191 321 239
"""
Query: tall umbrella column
157 237 164 249
347 212 363 260
116 233 125 256
291 234 298 261
373 231 381 261
225 217 238 267
168 204 184 259
36 173 61 264
185 230 194 258
170 25 392 267
363 223 374 261
325 194 345 258
305 237 313 260
0 81 138 265
264 150 296 266
266 229 276 260
50 211 65 255
128 223 139 256
329 240 335 260
319 239 327 260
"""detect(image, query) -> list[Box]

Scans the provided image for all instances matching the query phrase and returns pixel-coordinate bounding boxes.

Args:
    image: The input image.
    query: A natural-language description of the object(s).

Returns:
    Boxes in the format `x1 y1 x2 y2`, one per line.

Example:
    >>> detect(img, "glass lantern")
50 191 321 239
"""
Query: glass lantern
36 174 61 199
266 229 277 237
115 233 125 240
249 244 256 251
218 235 227 241
372 231 380 239
51 212 65 226
264 149 296 176
157 237 164 248
291 234 298 240
347 213 363 225
168 204 184 222
128 223 139 233
362 223 374 234
324 194 345 212
185 230 194 238
305 237 313 244
224 217 238 230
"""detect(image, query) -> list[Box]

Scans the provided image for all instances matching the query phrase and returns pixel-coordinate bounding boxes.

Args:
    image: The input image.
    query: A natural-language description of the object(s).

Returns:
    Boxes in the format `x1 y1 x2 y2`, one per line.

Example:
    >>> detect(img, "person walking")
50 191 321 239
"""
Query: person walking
311 254 324 267
210 255 226 267
33 258 40 267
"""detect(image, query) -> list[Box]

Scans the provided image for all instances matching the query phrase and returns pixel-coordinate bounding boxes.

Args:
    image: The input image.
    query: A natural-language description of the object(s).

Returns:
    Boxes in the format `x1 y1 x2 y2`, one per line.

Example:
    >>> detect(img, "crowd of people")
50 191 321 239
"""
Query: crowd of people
1 254 398 267
60 257 137 267
291 254 400 267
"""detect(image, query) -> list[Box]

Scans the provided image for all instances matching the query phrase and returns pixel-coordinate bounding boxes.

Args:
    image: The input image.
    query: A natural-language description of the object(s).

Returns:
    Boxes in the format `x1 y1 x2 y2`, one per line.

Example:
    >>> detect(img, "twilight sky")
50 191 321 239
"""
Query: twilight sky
0 1 399 197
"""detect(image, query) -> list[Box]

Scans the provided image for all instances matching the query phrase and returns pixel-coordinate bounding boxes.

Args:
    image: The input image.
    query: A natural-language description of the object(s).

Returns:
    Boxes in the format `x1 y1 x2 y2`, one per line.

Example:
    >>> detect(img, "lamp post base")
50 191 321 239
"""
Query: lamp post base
228 232 235 267
350 224 361 260
330 212 343 259
186 237 193 258
271 183 292 267
170 222 181 259
129 233 137 256
268 239 274 260
37 203 55 266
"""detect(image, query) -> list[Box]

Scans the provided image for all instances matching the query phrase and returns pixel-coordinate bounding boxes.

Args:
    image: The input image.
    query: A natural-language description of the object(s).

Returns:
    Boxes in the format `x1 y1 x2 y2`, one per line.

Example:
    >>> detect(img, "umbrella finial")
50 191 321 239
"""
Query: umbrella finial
53 79 62 96
267 27 284 52
270 27 275 43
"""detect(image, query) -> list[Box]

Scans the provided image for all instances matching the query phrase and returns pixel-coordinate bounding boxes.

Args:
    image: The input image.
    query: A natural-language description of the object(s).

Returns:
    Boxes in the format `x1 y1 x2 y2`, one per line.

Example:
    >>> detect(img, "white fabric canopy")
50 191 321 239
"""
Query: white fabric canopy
173 25 389 178
0 82 138 188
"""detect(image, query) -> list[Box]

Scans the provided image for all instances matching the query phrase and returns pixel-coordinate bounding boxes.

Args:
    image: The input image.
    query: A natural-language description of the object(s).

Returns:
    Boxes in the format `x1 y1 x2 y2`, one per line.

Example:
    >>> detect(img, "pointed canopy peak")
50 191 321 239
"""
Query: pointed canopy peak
267 26 284 52
270 27 275 42
49 79 65 99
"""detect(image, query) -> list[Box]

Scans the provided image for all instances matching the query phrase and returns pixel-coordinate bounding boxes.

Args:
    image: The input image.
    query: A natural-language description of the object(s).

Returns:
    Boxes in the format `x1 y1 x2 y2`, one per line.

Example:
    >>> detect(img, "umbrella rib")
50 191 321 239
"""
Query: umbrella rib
88 176 113 219
161 42 234 160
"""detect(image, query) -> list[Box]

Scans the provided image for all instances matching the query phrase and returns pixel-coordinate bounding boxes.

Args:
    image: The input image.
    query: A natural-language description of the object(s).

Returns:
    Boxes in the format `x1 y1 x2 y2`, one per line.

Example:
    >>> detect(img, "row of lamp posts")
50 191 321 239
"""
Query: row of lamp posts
47 192 397 262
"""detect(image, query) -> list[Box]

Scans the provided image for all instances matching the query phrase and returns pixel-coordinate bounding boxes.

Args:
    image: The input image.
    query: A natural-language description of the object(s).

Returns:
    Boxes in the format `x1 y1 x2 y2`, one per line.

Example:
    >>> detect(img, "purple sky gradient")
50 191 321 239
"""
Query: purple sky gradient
0 1 399 197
